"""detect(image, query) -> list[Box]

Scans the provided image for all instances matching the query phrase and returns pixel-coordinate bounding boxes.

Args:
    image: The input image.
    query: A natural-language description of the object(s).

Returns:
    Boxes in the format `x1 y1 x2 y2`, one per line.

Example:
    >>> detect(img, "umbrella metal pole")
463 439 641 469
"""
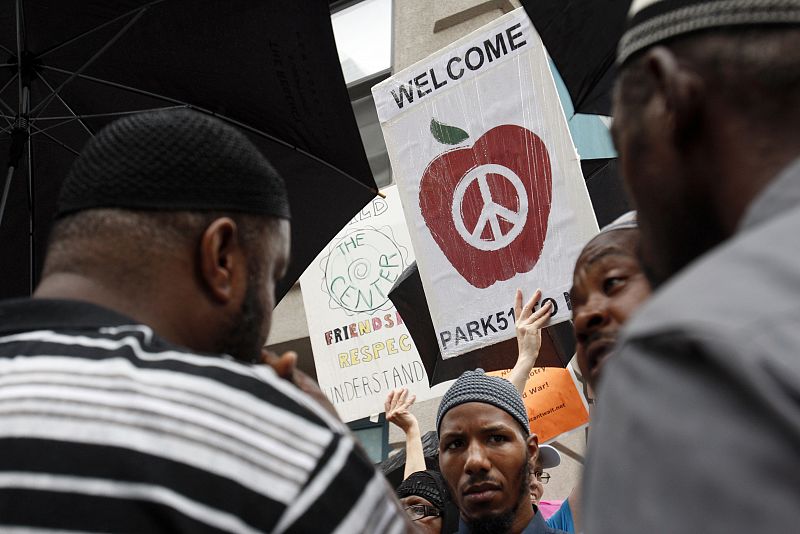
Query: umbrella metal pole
0 82 31 294
26 124 34 294
20 84 32 294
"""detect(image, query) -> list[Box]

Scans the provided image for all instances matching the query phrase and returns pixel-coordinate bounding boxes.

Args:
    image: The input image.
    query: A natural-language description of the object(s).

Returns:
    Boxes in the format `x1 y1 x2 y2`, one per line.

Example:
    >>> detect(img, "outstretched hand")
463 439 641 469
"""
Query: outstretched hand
514 288 552 368
384 388 418 433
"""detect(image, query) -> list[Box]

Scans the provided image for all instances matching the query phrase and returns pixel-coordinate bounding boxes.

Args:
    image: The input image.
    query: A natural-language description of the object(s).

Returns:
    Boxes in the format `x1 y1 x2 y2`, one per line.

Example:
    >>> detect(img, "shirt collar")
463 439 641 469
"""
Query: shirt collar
0 298 137 335
457 509 548 533
739 157 800 232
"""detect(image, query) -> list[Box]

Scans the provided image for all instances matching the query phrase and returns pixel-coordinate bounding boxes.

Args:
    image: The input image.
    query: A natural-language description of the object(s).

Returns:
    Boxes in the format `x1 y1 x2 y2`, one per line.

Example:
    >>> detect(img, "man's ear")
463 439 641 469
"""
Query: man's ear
198 217 247 304
643 46 705 144
527 432 540 460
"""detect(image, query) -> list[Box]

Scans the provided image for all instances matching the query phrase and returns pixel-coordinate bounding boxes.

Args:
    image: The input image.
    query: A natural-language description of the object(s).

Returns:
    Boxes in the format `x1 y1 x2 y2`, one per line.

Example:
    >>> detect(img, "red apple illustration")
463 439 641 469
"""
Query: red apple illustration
419 123 552 288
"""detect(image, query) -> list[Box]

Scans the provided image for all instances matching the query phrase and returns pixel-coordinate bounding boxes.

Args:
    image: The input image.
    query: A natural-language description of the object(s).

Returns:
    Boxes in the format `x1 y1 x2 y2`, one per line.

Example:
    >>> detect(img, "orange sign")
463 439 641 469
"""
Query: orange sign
490 367 589 442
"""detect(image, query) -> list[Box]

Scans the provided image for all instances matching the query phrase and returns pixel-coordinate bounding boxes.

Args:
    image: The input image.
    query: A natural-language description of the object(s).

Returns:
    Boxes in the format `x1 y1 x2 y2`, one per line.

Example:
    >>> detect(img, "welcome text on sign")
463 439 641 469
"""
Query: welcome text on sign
389 22 527 110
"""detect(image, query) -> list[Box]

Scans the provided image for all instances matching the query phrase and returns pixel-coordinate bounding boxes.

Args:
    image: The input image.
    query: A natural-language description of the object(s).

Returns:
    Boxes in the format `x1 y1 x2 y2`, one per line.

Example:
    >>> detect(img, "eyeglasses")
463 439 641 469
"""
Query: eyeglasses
404 504 441 521
534 471 551 484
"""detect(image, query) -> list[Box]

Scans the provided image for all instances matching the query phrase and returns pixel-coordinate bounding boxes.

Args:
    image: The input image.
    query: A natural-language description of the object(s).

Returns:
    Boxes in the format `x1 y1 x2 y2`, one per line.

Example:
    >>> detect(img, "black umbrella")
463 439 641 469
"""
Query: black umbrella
380 430 440 489
0 1 377 300
520 0 632 116
389 262 576 387
582 158 631 227
388 159 629 387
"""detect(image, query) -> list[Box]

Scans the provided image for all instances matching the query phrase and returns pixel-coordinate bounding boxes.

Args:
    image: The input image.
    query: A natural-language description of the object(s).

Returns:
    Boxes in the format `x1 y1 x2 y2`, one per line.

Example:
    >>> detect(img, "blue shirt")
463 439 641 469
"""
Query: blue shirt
457 509 568 533
546 500 575 533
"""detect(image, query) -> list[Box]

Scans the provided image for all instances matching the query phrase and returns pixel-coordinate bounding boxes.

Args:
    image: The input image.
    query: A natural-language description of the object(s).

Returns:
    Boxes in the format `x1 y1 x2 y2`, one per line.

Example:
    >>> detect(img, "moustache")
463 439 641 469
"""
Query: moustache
464 472 500 489
584 330 616 347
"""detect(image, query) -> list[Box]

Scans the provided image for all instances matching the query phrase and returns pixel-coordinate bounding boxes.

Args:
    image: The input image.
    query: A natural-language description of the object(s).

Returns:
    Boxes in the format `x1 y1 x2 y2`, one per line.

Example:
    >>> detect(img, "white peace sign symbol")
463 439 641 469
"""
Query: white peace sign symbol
451 163 529 251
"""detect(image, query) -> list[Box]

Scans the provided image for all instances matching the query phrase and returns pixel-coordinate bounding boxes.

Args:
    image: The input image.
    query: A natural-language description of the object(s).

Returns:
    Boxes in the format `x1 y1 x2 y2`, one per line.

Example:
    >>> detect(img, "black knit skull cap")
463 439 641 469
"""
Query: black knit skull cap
619 0 800 65
436 368 530 437
396 470 450 511
56 108 290 219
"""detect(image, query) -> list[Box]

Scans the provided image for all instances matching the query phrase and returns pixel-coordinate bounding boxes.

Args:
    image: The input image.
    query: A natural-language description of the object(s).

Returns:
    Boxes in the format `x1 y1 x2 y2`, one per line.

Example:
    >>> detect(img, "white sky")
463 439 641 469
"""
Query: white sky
332 0 392 84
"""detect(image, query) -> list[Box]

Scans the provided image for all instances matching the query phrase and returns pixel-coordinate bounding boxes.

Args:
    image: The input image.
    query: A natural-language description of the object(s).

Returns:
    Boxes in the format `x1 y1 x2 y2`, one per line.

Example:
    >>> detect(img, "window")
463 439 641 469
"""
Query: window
332 0 392 85
348 415 389 464
332 0 394 187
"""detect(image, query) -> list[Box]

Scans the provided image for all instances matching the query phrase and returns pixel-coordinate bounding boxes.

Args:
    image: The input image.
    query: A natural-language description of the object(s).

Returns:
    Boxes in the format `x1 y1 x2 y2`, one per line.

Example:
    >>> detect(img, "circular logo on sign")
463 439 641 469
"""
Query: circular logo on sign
451 163 529 251
323 228 405 313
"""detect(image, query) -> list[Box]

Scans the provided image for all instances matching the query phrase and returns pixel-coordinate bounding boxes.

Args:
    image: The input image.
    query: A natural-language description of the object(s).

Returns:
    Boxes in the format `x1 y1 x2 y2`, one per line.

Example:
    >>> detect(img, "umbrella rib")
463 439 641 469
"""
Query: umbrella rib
34 71 94 136
29 125 81 156
30 6 150 118
29 117 78 135
30 106 190 136
0 99 15 127
40 65 199 108
584 160 611 181
37 66 381 197
36 0 167 60
33 105 189 122
0 71 19 99
217 114 382 198
0 71 17 127
0 73 18 119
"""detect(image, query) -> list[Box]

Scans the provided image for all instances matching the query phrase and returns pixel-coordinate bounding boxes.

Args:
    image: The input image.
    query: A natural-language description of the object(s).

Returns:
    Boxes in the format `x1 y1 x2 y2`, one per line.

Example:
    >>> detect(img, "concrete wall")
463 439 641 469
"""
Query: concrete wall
392 0 522 71
267 284 308 346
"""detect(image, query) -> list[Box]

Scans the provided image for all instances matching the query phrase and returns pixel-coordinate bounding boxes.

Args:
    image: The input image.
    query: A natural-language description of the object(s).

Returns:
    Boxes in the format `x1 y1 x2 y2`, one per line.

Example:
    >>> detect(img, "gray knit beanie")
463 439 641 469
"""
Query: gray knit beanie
436 369 530 436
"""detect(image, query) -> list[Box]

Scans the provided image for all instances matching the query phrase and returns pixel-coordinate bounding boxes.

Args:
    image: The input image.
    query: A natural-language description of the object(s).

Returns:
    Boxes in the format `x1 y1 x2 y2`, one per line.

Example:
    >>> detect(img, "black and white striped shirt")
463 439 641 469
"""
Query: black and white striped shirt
0 298 406 533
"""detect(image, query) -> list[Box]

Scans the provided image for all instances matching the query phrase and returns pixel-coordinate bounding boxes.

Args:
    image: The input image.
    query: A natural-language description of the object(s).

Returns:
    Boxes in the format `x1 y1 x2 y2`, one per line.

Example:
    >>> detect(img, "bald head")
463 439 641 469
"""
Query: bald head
574 228 639 275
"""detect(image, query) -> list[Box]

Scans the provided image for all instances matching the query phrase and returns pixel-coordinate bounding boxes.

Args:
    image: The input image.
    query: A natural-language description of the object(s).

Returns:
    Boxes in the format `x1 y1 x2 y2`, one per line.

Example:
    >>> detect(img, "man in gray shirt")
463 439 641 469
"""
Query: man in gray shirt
584 1 800 533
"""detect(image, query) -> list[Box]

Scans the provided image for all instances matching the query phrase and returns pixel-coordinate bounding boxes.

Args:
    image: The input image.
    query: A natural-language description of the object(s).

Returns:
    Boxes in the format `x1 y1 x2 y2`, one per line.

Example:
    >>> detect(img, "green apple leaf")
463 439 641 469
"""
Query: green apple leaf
430 118 469 145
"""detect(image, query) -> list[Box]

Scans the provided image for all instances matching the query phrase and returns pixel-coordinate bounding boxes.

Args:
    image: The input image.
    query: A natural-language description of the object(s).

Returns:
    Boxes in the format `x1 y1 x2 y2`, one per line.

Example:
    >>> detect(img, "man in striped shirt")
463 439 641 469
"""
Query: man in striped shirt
0 109 412 533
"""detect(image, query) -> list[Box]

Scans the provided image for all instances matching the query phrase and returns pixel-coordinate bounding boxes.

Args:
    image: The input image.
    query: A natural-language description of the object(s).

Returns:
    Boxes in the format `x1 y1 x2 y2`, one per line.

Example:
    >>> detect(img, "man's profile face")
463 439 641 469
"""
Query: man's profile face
611 58 723 288
222 219 290 362
570 229 651 390
438 402 532 531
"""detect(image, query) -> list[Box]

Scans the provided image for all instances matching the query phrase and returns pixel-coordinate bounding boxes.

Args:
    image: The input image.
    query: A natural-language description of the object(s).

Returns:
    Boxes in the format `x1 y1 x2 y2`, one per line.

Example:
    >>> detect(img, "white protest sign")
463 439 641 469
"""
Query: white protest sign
300 186 435 422
372 8 598 360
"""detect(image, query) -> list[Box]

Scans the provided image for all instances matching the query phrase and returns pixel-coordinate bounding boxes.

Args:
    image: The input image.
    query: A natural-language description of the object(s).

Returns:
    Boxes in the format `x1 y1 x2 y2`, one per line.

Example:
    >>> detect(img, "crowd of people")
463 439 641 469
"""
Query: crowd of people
0 0 797 532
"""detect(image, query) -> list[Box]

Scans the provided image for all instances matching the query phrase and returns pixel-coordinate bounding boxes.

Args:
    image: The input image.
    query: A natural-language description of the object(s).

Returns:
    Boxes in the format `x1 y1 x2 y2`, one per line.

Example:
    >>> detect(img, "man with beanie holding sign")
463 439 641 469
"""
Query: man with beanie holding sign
437 369 567 534
0 110 413 532
584 1 800 532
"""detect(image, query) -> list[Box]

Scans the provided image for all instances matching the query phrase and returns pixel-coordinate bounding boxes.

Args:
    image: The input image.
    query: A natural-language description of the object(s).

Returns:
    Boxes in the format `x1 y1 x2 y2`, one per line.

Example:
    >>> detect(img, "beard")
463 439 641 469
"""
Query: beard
467 512 515 534
220 269 266 363
464 452 531 534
